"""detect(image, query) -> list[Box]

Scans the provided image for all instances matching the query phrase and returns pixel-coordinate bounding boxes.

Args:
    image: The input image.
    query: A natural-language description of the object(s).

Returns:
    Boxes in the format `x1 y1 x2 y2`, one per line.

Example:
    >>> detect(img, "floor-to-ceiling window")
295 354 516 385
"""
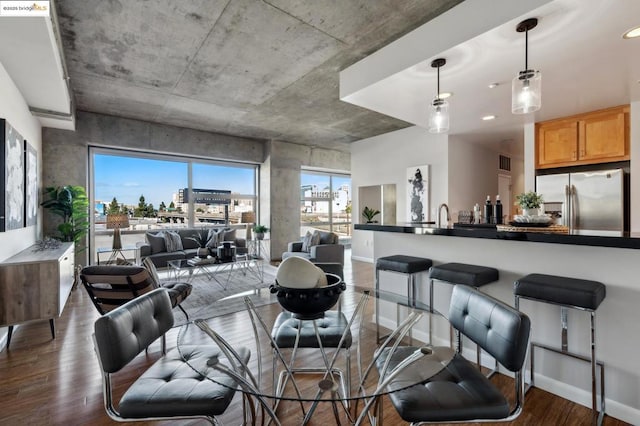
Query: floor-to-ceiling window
90 148 258 264
300 170 351 243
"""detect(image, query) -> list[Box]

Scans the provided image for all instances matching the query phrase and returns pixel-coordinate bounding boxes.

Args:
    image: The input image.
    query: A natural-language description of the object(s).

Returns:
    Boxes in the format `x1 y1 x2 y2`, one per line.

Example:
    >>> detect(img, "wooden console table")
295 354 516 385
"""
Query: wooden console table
0 242 75 348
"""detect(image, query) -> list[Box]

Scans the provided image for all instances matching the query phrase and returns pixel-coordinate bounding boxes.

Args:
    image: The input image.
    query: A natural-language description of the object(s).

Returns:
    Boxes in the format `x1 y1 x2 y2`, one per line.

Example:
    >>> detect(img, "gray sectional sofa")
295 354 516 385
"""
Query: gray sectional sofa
137 227 246 268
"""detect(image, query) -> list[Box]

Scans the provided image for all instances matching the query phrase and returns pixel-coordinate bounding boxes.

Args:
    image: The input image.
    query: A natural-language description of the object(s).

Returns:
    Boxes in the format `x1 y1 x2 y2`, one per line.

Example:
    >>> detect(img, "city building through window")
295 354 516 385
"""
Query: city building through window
90 148 258 263
300 170 351 243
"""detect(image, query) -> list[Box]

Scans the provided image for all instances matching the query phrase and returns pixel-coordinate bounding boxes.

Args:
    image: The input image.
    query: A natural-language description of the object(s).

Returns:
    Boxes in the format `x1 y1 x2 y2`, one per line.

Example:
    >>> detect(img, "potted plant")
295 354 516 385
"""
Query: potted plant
253 224 269 240
515 191 543 216
362 206 381 223
187 229 210 258
41 185 90 246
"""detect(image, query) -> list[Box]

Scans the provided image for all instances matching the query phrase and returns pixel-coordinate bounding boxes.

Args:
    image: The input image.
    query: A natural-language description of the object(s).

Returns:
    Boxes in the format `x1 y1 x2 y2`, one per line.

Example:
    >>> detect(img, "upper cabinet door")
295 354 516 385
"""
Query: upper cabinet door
536 119 578 168
578 107 629 163
536 105 629 169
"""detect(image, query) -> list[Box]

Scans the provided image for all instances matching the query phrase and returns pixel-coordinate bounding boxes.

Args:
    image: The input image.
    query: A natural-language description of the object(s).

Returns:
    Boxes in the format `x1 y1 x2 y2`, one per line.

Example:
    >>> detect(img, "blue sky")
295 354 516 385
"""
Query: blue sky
301 173 350 190
94 154 255 207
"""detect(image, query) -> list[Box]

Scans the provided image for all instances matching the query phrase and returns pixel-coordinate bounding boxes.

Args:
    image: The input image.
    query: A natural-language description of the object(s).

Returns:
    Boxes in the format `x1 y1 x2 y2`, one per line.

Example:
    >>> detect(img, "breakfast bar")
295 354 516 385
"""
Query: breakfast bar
355 223 640 423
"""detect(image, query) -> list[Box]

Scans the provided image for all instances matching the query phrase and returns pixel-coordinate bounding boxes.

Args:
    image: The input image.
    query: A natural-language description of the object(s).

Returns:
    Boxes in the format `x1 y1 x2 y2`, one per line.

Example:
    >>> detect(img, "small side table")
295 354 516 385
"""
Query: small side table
248 238 268 260
96 246 140 265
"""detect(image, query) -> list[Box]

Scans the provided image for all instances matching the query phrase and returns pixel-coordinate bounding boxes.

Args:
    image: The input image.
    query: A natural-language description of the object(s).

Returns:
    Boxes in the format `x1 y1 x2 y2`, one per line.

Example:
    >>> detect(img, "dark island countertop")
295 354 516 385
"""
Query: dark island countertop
354 223 640 250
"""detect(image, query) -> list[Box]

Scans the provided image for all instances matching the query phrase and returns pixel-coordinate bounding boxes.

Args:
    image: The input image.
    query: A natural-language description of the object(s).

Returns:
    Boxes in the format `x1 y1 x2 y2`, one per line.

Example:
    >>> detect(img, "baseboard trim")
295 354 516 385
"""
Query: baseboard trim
534 374 640 425
351 255 373 263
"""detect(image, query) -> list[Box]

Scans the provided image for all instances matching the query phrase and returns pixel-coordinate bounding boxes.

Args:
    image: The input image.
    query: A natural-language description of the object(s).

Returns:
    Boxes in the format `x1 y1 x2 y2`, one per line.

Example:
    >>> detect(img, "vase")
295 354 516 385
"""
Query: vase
256 233 265 240
197 247 209 259
522 208 539 217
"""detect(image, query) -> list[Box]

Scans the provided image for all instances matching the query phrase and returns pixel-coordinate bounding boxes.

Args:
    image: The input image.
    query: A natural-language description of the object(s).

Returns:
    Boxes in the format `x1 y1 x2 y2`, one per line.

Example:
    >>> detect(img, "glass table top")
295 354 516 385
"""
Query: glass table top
176 285 455 424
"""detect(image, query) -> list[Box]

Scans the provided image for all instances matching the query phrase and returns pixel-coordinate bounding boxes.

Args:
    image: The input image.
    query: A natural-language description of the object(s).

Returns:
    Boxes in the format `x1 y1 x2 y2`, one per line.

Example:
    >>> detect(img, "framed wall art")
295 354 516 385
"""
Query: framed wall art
1 119 25 231
25 140 38 227
406 164 429 223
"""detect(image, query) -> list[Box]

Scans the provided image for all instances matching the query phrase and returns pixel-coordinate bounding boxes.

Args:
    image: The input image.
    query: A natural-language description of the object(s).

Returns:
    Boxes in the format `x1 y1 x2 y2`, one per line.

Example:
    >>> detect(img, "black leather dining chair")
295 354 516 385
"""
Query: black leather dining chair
375 285 531 424
92 288 250 424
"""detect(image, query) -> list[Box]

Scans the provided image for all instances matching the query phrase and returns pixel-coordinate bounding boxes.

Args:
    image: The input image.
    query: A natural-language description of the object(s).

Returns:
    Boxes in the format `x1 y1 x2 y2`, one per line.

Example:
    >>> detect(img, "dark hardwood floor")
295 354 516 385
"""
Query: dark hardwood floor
0 257 628 425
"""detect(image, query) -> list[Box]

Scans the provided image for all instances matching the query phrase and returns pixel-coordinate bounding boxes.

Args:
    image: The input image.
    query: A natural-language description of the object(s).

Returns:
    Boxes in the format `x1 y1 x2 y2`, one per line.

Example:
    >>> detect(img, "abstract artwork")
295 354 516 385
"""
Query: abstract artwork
406 164 429 223
1 119 25 231
25 140 38 227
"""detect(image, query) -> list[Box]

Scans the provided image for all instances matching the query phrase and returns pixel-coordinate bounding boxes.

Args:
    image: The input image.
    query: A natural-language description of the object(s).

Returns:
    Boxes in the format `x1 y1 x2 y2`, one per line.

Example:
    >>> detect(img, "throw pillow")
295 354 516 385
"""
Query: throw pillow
206 228 224 250
222 228 236 243
310 230 321 247
301 231 313 252
146 232 166 254
163 230 183 253
142 257 161 289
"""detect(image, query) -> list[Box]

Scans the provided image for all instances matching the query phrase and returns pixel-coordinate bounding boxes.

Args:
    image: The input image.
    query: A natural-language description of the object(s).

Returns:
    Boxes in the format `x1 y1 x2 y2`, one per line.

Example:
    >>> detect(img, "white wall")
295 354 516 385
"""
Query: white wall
447 137 499 220
350 126 448 261
0 60 43 346
0 61 42 259
523 122 536 192
510 153 526 216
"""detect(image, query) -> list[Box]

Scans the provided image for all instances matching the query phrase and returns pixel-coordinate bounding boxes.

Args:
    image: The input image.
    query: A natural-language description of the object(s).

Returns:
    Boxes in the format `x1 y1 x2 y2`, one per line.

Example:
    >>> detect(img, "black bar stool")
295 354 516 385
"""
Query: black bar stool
429 262 499 372
375 255 432 342
514 273 606 425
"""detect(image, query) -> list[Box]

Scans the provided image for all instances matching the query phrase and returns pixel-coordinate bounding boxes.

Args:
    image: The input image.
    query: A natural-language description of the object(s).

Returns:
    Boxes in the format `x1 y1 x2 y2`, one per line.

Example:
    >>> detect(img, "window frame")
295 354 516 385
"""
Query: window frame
299 169 351 239
89 147 259 264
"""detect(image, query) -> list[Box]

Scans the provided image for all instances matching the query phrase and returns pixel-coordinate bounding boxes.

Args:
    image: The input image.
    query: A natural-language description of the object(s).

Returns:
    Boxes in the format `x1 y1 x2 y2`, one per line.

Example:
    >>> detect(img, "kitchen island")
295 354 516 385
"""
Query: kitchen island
356 223 640 424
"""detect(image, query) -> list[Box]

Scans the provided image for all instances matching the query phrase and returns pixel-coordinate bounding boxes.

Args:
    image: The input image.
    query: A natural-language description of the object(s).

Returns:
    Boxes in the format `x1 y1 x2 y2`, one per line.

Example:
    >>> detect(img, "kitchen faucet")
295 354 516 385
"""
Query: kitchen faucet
437 203 450 228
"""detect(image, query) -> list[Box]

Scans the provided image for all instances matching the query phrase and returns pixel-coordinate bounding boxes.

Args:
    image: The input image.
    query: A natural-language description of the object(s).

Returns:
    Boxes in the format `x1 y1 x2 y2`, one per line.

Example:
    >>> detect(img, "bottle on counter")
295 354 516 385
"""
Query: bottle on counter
473 203 481 224
494 195 503 224
484 195 493 224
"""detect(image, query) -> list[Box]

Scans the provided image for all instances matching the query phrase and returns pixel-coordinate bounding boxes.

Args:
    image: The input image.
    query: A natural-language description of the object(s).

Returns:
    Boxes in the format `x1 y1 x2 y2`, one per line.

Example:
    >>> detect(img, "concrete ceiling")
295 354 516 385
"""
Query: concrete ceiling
54 0 464 151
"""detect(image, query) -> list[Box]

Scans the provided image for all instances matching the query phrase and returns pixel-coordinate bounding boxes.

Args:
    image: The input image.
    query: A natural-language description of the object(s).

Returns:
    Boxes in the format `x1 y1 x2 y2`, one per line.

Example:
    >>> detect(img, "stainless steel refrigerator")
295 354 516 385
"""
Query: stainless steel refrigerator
536 168 624 235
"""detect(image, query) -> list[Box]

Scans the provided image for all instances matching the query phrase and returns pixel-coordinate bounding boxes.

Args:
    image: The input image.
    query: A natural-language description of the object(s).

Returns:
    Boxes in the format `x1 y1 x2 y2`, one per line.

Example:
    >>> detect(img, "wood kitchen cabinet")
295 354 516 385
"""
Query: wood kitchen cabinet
536 105 629 169
0 242 74 347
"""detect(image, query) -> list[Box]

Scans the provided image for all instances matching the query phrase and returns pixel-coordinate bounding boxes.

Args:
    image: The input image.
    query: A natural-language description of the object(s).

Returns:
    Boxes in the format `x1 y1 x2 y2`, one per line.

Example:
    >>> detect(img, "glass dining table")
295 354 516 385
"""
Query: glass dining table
176 285 455 425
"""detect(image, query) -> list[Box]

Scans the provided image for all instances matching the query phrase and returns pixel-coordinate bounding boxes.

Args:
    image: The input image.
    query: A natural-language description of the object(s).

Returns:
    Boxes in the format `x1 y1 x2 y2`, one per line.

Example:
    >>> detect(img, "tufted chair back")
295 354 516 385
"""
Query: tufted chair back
449 285 530 372
94 288 173 373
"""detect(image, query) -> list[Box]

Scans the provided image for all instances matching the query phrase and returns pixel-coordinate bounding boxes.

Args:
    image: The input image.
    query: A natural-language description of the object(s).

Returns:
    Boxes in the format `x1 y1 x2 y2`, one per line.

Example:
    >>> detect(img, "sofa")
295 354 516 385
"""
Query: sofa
281 230 344 265
138 227 246 268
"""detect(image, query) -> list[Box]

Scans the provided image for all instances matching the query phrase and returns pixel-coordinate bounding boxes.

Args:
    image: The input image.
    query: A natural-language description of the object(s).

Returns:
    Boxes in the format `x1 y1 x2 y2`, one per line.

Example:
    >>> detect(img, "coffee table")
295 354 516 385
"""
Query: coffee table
167 254 264 288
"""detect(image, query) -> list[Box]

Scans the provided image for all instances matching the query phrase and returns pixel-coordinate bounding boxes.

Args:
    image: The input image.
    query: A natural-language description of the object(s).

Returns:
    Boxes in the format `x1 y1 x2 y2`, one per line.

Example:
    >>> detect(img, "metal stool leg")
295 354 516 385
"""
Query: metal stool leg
377 269 421 344
408 272 415 345
375 267 381 342
429 277 434 345
516 295 605 424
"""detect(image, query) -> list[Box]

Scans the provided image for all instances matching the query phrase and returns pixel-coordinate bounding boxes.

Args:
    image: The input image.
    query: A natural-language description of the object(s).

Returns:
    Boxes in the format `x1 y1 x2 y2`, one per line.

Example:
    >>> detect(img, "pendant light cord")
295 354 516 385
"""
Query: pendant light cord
524 29 529 71
436 65 440 100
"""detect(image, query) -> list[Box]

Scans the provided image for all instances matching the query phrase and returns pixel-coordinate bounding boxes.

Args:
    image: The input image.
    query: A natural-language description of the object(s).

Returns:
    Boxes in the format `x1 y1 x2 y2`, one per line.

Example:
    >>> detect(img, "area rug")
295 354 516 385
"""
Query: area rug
165 263 278 327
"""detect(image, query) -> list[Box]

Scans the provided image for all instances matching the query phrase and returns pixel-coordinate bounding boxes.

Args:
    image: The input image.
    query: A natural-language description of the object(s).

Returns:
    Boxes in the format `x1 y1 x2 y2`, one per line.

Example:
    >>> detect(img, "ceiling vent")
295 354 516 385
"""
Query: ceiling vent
499 155 511 171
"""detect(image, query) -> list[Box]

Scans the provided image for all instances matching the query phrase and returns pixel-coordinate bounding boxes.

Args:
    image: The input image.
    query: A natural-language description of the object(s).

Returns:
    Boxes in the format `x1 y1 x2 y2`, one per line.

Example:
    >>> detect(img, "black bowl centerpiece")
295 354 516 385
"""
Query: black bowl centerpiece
270 257 346 320
270 273 345 320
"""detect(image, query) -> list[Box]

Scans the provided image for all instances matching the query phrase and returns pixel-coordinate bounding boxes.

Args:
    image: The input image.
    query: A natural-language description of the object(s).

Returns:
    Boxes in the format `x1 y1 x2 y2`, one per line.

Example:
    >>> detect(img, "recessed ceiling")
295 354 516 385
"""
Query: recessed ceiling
340 0 640 154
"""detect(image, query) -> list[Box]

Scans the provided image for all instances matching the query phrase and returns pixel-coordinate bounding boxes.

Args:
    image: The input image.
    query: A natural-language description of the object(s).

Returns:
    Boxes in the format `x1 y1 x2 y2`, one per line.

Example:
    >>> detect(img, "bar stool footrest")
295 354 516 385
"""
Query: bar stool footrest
529 341 605 423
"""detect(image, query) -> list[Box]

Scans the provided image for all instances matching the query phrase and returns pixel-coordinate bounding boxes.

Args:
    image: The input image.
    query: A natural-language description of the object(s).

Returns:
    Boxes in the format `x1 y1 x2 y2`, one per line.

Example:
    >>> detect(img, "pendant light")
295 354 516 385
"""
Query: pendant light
429 58 449 133
512 18 541 114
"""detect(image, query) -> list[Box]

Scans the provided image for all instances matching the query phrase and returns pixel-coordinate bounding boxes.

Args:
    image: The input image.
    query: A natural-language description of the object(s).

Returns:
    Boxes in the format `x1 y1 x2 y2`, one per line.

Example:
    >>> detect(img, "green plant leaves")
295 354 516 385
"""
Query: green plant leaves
41 185 89 244
362 206 380 221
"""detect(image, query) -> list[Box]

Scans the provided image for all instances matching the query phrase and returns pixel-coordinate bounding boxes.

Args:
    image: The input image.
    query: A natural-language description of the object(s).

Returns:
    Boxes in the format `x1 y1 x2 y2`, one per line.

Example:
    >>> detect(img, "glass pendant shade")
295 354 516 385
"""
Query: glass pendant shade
512 70 541 114
429 97 449 133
